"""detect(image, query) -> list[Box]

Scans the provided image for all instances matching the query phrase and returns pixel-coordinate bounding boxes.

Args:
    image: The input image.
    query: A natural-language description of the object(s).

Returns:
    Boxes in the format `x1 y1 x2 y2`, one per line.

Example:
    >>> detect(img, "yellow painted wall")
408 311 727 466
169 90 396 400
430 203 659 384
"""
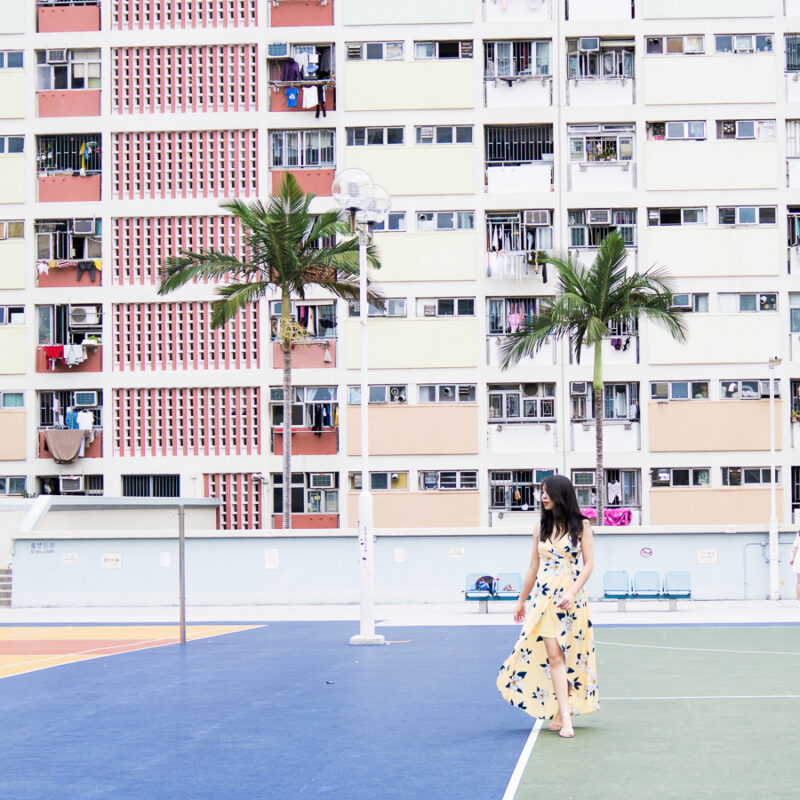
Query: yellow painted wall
0 326 26 373
372 231 477 282
649 400 781 452
647 314 780 365
650 487 783 525
0 238 26 289
643 56 777 105
347 404 479 455
0 410 26 460
347 490 480 528
345 318 479 369
645 227 780 277
0 73 25 118
645 141 777 190
0 159 26 204
342 146 475 196
342 61 475 111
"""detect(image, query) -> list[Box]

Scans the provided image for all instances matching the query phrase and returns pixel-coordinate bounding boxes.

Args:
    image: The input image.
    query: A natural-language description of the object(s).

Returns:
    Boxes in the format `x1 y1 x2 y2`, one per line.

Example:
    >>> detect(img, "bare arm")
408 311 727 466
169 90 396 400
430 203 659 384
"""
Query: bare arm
556 520 594 609
513 530 540 624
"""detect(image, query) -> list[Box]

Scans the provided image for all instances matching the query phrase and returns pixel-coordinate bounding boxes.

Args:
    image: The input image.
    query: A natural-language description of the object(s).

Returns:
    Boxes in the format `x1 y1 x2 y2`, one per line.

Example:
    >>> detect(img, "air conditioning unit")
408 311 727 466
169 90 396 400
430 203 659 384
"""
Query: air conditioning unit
310 473 333 489
351 473 363 490
267 42 291 58
587 209 611 224
59 475 84 493
74 391 98 407
570 381 589 395
69 305 100 327
579 38 600 52
523 383 540 397
423 303 437 317
47 49 67 64
73 218 94 235
524 210 550 226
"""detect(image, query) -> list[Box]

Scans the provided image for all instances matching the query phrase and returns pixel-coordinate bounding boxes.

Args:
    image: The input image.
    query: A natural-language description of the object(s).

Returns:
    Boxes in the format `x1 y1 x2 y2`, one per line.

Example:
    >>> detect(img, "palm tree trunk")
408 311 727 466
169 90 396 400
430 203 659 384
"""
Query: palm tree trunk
280 290 292 530
593 342 605 526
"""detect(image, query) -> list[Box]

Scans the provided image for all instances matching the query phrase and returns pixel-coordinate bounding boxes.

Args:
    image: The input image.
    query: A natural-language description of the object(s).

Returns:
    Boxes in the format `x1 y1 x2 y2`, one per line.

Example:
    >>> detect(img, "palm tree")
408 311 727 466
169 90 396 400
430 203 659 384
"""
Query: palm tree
499 230 686 523
159 173 382 530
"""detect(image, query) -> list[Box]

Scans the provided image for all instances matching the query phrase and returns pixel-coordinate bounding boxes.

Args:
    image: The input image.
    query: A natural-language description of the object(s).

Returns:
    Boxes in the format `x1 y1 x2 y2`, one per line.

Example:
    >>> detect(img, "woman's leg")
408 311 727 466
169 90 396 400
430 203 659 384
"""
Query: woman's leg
795 574 800 601
543 636 574 736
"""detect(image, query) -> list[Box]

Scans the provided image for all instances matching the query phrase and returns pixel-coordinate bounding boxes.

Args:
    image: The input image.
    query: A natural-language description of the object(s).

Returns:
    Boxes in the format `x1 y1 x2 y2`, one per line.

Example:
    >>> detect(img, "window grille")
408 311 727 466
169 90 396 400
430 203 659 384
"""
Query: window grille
485 125 553 165
37 134 101 175
122 475 180 497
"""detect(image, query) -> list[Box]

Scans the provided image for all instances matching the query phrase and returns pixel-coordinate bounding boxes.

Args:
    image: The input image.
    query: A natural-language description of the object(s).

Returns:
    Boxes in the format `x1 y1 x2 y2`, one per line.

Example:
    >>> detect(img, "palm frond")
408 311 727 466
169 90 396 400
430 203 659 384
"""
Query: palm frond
209 281 269 327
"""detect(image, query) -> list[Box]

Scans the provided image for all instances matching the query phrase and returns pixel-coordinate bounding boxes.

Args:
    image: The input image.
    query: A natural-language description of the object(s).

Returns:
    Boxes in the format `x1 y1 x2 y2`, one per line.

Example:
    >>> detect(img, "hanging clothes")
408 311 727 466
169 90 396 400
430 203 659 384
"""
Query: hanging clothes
302 86 317 109
285 87 299 108
607 480 622 505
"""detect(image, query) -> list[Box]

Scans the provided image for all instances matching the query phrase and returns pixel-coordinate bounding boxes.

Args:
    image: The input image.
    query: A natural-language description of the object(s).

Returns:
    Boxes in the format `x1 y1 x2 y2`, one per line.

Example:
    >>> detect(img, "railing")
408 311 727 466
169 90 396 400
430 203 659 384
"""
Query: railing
37 1 99 5
37 134 101 175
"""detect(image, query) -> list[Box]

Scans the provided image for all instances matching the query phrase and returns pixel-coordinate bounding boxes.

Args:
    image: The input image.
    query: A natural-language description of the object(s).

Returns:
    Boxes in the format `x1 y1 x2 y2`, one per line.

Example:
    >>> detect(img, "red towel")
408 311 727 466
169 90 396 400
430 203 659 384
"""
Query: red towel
44 345 64 369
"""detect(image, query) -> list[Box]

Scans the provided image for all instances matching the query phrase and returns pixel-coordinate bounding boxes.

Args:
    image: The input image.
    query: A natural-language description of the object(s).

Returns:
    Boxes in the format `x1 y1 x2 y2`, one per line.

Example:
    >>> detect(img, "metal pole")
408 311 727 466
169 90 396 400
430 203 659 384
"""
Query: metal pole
768 371 779 600
178 504 186 644
350 224 384 646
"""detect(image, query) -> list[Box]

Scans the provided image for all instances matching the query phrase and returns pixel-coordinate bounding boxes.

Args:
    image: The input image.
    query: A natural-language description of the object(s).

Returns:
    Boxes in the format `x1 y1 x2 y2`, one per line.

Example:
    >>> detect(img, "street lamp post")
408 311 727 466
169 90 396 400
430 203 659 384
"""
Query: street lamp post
768 355 782 600
332 169 390 645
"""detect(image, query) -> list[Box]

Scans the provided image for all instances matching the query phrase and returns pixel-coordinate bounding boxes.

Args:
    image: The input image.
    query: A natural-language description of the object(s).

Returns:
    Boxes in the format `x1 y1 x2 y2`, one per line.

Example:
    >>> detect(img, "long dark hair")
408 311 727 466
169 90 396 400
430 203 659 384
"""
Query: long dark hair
539 475 587 547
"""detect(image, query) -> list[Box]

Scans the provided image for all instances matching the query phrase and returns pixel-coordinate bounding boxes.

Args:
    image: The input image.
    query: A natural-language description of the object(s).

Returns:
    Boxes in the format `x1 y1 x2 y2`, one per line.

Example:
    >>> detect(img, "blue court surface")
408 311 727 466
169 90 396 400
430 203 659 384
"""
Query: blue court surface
0 623 531 800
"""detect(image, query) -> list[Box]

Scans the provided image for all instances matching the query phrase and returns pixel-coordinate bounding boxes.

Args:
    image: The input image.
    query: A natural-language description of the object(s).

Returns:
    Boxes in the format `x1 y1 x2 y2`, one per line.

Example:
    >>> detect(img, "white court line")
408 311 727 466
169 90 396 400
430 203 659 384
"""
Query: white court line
603 694 800 701
502 718 542 800
597 640 800 656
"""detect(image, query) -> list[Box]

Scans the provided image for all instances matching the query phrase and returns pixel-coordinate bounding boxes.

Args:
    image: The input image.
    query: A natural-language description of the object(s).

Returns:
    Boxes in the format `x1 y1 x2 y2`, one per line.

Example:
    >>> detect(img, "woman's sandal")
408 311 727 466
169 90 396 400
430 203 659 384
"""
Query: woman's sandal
557 713 574 738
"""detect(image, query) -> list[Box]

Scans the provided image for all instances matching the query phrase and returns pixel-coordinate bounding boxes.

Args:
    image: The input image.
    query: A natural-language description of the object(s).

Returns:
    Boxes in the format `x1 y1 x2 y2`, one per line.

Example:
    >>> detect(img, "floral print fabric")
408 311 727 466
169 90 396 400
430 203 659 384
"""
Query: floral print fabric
496 535 599 720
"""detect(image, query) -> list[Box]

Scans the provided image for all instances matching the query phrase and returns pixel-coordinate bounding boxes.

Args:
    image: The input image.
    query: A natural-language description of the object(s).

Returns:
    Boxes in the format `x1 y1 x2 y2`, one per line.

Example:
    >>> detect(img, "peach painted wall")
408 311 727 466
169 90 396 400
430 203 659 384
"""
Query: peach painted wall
650 487 784 525
347 404 479 455
39 175 101 203
271 169 335 196
272 340 336 369
38 90 101 118
271 513 339 529
648 400 782 452
347 490 480 528
38 262 103 288
270 86 335 112
270 0 334 27
38 5 101 32
36 346 103 374
0 410 27 460
272 428 338 455
39 431 103 460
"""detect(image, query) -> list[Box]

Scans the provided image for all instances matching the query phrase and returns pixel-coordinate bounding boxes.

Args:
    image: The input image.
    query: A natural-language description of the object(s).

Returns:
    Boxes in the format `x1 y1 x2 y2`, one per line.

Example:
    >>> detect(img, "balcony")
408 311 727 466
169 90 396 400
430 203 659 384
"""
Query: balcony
487 336 556 368
37 134 101 203
269 0 334 27
37 343 102 373
37 259 102 287
39 429 102 461
484 40 553 109
484 0 550 23
271 340 336 369
272 427 338 455
571 418 641 454
270 168 335 196
566 38 635 106
488 423 557 455
567 0 632 19
39 90 100 118
37 1 100 33
271 513 338 529
485 125 554 194
267 43 335 113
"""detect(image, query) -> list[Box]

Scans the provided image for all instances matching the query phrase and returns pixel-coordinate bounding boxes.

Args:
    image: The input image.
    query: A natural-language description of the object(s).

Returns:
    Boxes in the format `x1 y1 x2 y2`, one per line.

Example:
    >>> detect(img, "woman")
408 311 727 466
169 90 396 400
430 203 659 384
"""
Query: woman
497 474 599 737
790 530 800 601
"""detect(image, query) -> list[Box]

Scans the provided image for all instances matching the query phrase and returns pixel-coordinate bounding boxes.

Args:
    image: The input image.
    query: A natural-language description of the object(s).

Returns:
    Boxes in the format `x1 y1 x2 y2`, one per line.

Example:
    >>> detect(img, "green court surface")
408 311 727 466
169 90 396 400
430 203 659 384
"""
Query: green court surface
513 625 798 800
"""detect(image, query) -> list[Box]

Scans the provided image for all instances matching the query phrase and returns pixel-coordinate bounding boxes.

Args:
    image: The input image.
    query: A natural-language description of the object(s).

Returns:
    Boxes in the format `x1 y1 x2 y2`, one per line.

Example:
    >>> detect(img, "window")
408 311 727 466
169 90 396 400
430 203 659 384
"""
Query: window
416 298 475 317
419 384 476 403
346 42 404 61
349 298 406 317
568 209 636 247
37 49 101 91
720 379 779 399
651 468 710 487
273 472 338 515
718 206 776 225
37 304 101 346
487 297 540 335
415 125 473 145
416 211 474 231
0 477 26 496
645 35 704 55
488 383 555 422
485 125 553 165
716 120 775 140
484 40 551 78
419 471 478 490
0 51 23 69
791 294 800 332
414 40 473 60
568 124 634 163
346 127 404 146
35 219 102 261
651 381 709 400
122 475 180 497
572 469 640 508
348 385 407 404
0 391 23 408
270 129 335 168
718 293 777 313
490 469 555 511
0 136 24 154
270 387 336 428
269 300 336 339
722 467 779 486
372 212 406 232
787 35 800 71
0 305 24 325
487 211 553 254
652 121 706 140
0 220 23 239
567 38 634 79
669 293 709 313
647 208 706 226
715 34 773 54
569 382 639 420
349 472 408 491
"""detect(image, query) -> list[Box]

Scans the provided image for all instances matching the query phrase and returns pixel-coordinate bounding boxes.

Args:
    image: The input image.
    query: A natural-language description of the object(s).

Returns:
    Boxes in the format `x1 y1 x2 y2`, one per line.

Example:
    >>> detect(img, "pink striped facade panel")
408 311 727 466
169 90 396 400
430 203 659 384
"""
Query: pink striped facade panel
113 386 260 457
111 130 258 200
111 215 245 285
205 472 262 530
113 302 259 371
111 45 258 114
111 0 257 29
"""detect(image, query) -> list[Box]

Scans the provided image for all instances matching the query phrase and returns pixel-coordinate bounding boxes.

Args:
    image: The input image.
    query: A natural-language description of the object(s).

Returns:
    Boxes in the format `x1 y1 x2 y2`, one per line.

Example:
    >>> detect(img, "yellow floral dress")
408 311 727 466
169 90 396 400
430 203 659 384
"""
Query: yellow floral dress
496 534 599 720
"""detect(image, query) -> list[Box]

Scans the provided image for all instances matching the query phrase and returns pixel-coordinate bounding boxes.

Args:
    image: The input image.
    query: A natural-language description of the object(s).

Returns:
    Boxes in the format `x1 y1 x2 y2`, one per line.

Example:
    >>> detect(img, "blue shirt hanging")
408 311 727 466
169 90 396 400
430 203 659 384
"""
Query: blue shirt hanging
285 87 299 108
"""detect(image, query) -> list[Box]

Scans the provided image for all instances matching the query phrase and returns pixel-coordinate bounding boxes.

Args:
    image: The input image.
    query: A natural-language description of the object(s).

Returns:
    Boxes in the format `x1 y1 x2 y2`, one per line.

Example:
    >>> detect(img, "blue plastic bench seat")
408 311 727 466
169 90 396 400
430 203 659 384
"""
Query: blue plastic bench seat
663 570 692 600
603 570 631 600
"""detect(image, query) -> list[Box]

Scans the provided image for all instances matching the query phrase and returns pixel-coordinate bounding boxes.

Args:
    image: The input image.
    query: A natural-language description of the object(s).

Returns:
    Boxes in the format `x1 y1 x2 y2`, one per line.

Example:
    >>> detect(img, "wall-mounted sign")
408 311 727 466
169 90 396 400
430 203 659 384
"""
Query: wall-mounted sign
697 548 718 564
101 553 122 569
449 547 465 560
62 552 78 564
30 541 55 554
264 548 280 570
